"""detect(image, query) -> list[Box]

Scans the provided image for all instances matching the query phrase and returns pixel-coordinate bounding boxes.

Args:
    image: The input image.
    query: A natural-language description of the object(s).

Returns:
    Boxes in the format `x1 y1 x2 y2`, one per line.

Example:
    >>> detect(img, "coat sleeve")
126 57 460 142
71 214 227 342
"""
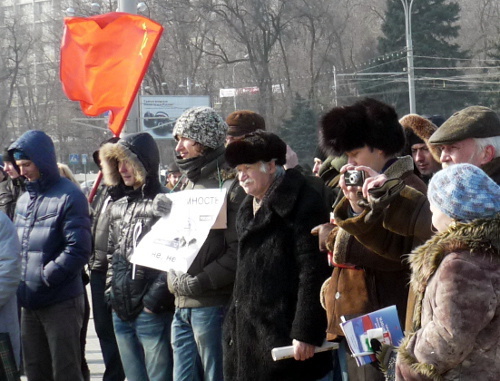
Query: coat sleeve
290 188 331 346
42 190 92 286
197 181 246 290
397 254 497 377
334 185 431 262
0 212 20 308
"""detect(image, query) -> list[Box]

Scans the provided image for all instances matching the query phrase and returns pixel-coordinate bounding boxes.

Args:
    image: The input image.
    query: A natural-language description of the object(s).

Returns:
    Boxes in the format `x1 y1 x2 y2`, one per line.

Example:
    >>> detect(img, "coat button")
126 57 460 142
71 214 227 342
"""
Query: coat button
335 292 341 299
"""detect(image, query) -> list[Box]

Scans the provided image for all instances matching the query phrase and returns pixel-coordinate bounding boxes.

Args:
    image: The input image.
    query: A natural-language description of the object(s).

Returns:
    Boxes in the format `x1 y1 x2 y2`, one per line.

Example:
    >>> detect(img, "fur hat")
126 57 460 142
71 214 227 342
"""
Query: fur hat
225 130 287 167
226 110 266 137
429 106 500 145
399 114 438 158
428 163 500 223
320 98 405 156
173 106 228 149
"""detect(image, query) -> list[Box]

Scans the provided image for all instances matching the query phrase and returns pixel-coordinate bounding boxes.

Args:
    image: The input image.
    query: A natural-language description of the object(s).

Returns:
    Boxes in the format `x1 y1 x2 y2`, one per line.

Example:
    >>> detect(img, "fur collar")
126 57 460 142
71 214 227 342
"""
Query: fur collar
409 214 500 301
384 155 414 178
397 215 500 381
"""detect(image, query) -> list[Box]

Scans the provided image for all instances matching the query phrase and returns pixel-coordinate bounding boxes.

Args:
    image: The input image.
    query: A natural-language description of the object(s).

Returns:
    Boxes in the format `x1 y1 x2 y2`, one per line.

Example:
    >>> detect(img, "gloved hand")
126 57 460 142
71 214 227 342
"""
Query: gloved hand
370 338 397 379
362 178 405 223
152 193 172 217
167 270 202 296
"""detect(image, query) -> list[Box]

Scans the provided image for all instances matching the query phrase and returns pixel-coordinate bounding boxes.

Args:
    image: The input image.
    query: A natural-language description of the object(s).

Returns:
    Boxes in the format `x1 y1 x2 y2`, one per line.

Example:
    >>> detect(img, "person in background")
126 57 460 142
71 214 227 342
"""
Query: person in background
395 164 500 381
399 114 441 184
10 130 91 381
225 110 266 145
0 211 21 377
168 106 245 381
0 147 24 220
312 146 327 177
165 162 183 192
58 163 80 186
101 132 174 381
57 161 91 381
89 137 125 381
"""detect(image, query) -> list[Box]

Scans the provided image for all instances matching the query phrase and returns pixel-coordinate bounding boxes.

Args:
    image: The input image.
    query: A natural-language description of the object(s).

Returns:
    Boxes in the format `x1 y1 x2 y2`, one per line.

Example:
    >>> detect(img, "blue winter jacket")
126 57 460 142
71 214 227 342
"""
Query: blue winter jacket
9 130 91 310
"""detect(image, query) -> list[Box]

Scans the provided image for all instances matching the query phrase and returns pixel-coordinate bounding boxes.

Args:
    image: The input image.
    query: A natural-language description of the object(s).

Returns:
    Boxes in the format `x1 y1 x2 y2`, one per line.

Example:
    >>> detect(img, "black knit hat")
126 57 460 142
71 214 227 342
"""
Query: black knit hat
225 130 287 167
319 98 405 156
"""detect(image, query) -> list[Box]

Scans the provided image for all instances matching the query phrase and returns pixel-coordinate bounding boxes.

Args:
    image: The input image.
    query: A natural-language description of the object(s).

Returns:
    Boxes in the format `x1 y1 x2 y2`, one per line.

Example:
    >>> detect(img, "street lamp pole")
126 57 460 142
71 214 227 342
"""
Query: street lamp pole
401 0 416 114
118 0 141 135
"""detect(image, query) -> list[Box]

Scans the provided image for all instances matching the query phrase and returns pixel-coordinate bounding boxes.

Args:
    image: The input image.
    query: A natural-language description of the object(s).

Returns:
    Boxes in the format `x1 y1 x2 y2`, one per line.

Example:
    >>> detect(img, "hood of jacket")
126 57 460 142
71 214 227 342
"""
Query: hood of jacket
8 130 59 191
99 132 162 198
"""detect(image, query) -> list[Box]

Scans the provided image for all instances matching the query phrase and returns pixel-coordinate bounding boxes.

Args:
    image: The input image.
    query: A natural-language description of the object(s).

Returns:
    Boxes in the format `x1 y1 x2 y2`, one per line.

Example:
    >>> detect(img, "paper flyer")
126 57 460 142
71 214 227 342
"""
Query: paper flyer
339 305 404 366
130 188 227 272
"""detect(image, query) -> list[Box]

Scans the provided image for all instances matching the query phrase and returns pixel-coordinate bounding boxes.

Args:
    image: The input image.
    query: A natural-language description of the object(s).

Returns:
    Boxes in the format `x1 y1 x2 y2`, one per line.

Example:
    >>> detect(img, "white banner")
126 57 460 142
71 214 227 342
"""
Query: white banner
130 188 227 273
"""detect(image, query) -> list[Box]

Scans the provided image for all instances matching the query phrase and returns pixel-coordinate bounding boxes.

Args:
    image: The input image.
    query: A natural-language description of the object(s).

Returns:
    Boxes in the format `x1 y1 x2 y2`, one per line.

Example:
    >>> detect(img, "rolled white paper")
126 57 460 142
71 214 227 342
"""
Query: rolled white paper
271 341 339 361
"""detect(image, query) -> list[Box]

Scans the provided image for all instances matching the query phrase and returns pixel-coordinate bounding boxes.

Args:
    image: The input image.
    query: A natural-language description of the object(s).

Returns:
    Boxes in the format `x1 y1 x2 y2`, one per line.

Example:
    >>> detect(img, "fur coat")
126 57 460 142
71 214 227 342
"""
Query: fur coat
223 168 331 381
396 215 500 381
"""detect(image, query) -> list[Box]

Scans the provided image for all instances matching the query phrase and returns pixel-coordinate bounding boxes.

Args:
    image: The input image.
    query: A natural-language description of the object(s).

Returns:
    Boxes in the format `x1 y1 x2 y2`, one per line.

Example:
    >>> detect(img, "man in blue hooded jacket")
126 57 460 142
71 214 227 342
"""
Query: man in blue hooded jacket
9 130 91 381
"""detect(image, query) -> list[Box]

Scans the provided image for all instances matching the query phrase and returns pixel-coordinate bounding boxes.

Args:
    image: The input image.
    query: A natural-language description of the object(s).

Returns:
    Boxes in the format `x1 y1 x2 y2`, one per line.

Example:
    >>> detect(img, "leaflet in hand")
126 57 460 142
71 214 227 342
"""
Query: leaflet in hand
339 305 403 366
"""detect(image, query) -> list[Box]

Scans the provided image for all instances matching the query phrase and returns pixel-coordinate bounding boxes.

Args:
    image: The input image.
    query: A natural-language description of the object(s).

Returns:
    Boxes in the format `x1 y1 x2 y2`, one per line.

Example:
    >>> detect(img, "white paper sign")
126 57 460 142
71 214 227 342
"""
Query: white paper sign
130 188 227 272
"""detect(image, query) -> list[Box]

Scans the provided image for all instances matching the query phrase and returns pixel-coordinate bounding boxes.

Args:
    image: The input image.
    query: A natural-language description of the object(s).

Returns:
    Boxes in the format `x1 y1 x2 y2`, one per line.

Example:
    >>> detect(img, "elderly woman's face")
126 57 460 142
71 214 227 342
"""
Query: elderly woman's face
236 161 275 201
430 202 454 232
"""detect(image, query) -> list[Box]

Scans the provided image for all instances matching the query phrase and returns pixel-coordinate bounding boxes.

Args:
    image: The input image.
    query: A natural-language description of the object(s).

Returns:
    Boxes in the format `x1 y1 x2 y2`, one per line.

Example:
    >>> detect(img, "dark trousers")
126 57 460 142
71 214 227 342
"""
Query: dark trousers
22 295 84 381
90 270 125 381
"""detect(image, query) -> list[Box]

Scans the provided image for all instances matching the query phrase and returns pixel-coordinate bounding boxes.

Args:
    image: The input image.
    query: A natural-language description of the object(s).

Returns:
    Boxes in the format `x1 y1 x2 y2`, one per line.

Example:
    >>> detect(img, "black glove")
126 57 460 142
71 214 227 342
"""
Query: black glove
370 338 397 380
152 194 172 217
167 270 202 296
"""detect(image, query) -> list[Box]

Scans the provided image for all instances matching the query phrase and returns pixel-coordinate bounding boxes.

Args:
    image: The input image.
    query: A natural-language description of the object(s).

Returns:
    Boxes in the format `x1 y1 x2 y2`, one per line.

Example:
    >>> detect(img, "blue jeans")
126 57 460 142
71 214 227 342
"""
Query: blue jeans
113 310 173 381
171 306 225 381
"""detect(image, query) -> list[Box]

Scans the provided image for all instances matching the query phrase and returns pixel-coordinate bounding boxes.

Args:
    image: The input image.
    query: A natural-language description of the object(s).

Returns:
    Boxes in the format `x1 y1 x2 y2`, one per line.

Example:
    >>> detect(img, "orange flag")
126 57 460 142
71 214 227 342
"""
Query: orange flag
60 12 163 136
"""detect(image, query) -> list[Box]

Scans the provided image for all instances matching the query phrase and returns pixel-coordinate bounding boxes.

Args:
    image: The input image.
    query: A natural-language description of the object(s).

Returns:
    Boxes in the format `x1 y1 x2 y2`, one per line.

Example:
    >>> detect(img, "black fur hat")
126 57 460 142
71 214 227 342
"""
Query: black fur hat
320 98 405 156
225 130 287 168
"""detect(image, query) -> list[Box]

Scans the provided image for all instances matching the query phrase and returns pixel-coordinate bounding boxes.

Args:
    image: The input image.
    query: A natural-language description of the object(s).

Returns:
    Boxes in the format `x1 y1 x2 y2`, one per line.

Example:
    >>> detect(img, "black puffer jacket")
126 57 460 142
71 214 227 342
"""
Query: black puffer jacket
89 185 123 273
101 132 174 321
0 176 24 220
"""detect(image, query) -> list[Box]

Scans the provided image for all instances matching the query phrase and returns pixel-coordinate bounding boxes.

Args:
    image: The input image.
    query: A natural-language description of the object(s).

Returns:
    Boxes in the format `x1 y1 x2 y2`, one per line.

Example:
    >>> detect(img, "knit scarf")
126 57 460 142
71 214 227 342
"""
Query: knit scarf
175 146 225 184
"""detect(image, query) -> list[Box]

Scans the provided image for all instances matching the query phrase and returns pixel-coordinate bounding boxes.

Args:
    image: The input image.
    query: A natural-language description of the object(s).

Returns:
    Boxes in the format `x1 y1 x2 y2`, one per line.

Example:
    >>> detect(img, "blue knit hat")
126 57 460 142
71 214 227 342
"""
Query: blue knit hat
428 164 500 222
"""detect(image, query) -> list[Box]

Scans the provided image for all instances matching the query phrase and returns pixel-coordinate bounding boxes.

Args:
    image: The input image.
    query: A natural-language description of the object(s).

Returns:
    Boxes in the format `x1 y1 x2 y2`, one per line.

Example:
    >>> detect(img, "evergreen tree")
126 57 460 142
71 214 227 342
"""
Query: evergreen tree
279 93 318 168
360 0 476 117
480 32 500 112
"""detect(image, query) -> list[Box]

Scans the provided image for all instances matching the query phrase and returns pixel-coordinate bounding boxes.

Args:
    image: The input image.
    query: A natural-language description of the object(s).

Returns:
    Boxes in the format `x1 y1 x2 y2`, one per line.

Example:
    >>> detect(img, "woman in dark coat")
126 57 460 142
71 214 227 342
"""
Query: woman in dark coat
223 131 332 381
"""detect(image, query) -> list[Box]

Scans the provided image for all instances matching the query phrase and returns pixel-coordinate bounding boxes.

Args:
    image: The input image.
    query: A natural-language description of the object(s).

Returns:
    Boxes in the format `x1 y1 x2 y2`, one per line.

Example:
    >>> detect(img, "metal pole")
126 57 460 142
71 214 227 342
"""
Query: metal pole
118 0 141 135
401 0 416 114
333 66 338 107
232 64 237 110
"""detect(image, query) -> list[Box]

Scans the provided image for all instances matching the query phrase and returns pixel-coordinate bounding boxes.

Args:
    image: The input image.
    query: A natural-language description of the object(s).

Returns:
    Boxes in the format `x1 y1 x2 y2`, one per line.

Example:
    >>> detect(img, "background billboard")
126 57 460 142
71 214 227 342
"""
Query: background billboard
140 95 211 139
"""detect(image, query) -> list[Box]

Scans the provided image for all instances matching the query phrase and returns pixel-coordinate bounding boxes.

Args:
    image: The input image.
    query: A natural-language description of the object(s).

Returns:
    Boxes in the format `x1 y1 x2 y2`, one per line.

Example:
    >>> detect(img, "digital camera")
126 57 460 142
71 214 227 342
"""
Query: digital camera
344 170 365 187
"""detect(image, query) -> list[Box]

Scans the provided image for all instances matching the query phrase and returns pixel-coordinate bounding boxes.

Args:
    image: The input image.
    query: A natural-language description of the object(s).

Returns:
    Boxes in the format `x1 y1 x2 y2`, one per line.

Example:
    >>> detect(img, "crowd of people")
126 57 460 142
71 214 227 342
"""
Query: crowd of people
0 100 499 381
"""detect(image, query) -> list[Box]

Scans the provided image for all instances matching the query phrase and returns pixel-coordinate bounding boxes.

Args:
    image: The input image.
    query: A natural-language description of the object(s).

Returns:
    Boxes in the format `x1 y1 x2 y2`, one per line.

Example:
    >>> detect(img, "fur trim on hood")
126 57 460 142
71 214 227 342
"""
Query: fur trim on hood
99 132 161 198
397 214 500 380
